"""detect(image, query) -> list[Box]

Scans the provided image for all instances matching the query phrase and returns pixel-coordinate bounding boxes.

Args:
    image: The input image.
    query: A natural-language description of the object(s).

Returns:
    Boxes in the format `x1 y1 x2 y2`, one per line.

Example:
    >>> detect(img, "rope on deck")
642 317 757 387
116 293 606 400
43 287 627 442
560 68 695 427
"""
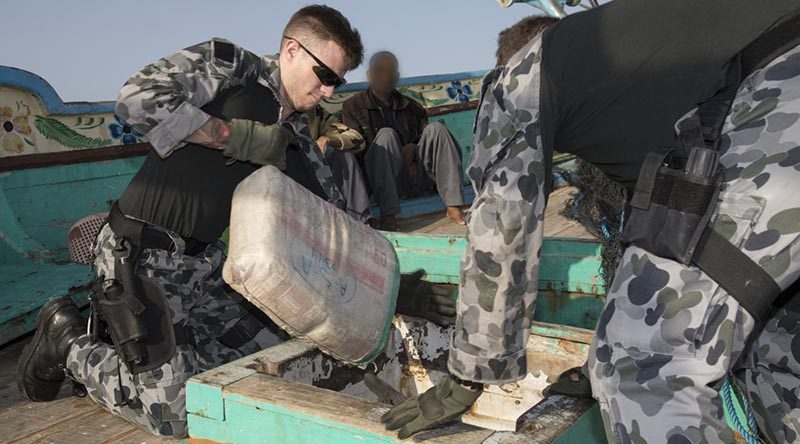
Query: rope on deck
721 375 761 444
560 159 627 286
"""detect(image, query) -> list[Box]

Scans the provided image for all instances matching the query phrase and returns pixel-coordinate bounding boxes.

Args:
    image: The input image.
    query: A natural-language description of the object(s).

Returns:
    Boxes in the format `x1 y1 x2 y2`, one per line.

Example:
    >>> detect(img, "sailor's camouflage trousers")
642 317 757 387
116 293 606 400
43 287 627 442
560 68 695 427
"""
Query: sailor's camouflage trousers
587 46 800 443
65 225 284 438
448 35 547 385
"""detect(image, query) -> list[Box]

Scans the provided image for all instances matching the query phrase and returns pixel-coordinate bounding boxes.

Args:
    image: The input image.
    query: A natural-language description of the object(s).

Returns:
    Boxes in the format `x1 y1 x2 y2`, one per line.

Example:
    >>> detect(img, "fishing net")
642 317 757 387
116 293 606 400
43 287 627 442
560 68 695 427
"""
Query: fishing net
560 160 627 288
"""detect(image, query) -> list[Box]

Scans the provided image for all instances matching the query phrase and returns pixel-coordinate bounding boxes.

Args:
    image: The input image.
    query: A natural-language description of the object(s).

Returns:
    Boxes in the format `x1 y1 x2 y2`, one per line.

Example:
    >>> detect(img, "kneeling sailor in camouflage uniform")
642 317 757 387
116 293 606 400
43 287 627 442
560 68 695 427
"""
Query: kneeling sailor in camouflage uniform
17 5 365 438
382 1 800 442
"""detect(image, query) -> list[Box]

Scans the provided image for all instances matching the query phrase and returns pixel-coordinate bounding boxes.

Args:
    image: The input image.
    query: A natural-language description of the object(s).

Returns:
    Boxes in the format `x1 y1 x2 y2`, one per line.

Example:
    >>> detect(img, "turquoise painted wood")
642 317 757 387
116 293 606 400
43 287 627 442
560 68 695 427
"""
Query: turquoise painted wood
191 391 397 444
186 346 404 444
384 233 603 289
0 138 593 344
553 404 607 444
433 110 476 174
0 157 143 344
0 157 142 259
384 232 604 330
186 348 263 422
186 339 605 444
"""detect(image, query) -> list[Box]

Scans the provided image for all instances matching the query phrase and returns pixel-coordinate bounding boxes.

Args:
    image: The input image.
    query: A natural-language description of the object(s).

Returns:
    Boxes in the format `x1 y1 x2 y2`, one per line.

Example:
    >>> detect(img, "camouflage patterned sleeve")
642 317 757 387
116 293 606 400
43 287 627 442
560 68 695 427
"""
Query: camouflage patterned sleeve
318 109 365 152
114 38 265 157
448 35 547 384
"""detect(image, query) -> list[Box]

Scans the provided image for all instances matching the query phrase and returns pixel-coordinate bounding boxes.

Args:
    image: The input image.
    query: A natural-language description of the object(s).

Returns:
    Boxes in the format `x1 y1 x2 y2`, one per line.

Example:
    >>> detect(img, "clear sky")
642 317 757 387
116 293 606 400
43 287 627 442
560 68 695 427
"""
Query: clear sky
3 0 558 102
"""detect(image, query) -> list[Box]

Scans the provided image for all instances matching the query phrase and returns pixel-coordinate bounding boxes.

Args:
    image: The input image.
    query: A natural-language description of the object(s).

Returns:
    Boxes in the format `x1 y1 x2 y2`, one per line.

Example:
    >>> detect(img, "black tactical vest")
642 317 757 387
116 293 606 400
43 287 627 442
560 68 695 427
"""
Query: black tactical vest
118 80 326 243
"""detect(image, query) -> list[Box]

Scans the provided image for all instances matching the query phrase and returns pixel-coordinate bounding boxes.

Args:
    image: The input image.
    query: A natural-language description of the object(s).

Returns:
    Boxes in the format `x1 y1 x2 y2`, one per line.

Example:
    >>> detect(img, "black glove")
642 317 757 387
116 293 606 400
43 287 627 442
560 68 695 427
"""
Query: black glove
395 269 457 326
542 366 593 399
381 375 483 439
225 119 295 168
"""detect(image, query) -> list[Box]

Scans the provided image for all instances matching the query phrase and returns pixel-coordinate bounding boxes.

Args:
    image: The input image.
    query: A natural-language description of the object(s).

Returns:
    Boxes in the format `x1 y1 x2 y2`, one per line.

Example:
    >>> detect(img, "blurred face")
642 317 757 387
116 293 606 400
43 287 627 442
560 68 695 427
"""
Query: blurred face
280 37 348 112
367 56 399 95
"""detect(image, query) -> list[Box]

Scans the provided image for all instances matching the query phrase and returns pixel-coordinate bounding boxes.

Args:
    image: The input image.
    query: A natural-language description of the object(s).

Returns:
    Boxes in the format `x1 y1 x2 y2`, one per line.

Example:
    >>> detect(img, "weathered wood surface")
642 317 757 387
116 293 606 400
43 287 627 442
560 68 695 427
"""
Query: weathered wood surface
187 328 605 444
396 187 590 240
542 187 590 239
219 372 495 444
0 338 176 443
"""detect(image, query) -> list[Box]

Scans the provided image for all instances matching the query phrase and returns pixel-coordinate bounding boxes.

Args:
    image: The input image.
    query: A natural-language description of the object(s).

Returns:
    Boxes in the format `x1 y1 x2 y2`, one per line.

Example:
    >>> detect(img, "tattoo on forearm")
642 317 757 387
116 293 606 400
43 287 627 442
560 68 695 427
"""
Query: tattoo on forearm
186 117 231 149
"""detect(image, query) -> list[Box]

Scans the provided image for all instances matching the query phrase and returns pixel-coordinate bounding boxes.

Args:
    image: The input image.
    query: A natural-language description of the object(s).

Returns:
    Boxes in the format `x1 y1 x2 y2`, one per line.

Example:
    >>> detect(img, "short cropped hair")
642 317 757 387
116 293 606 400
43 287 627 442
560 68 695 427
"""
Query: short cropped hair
368 51 398 70
283 5 364 71
496 16 559 66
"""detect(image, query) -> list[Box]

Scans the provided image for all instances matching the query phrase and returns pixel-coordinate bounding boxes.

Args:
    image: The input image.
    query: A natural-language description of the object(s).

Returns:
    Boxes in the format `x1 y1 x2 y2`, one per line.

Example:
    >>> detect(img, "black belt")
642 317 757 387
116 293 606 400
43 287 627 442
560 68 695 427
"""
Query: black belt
108 203 209 256
218 313 268 349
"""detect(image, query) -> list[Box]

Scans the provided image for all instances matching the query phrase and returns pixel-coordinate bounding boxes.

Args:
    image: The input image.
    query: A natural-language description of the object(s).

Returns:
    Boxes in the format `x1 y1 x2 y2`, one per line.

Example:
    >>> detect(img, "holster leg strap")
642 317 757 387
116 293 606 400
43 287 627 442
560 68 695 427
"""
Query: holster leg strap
693 228 781 323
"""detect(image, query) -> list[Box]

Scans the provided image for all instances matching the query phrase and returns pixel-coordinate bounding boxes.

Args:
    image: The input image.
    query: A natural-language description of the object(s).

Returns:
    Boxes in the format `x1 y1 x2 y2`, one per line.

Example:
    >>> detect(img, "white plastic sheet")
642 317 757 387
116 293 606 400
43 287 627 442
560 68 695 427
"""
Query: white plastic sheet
223 166 400 365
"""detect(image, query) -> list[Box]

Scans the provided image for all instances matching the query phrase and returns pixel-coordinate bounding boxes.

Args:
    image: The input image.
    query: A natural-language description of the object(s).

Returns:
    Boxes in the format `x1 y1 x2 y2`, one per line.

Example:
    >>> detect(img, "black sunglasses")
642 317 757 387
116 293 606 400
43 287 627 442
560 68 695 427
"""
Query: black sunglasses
283 35 347 88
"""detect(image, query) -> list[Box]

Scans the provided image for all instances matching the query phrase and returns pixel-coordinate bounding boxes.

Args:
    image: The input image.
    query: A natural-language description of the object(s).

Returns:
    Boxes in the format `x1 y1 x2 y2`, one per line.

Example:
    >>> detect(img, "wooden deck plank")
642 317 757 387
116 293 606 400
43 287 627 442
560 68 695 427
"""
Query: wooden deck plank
106 428 177 444
395 212 456 234
0 396 179 444
215 373 495 444
0 338 27 410
0 338 177 443
1 397 99 442
9 404 140 443
397 187 592 240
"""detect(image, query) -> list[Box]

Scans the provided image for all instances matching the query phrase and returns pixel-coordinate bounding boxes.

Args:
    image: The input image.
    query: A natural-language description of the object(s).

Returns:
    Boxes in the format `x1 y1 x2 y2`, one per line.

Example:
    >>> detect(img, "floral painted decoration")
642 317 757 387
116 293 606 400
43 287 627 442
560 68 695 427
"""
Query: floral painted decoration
1 102 33 153
108 114 141 144
446 80 474 103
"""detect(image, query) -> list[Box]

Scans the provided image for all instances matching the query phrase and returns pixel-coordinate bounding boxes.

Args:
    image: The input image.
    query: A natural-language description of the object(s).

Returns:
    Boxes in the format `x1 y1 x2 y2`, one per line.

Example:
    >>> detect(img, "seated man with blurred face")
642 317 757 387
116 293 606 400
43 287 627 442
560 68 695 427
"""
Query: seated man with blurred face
309 104 373 222
342 52 466 230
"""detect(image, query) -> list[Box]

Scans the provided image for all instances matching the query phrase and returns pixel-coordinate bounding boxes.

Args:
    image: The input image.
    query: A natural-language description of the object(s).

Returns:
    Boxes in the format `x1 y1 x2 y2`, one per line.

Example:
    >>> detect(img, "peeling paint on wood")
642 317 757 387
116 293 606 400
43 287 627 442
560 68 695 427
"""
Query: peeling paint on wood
188 317 605 442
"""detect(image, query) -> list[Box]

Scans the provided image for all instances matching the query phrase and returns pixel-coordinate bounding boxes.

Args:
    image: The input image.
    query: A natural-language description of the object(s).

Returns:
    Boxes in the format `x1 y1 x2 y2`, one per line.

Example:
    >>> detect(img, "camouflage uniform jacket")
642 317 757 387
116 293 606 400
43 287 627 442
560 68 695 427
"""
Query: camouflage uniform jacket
448 36 546 384
114 37 344 208
308 105 366 153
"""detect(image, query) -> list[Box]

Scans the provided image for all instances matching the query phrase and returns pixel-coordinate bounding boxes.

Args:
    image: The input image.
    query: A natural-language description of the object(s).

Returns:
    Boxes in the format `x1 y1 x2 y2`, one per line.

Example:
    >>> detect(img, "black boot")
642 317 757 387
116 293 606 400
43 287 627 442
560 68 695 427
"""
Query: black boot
17 297 85 402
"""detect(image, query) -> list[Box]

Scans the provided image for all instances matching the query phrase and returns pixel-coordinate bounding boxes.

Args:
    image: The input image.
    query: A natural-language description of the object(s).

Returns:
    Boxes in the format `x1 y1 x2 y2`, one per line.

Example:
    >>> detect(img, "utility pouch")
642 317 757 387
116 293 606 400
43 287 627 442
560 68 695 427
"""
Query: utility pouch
95 278 148 366
112 244 175 374
618 46 788 323
95 273 176 374
621 13 800 322
95 208 179 374
621 143 721 265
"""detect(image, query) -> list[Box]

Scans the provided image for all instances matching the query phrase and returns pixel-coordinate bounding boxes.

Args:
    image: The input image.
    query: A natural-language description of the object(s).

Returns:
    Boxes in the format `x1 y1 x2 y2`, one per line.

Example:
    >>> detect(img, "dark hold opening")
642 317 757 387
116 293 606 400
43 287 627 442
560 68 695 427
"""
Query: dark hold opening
3 121 14 132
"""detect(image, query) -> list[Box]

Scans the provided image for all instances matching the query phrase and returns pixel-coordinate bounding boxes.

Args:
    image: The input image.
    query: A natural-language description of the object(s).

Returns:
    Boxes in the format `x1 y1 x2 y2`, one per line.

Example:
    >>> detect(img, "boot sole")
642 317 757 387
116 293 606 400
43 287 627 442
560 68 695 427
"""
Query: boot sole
16 297 77 402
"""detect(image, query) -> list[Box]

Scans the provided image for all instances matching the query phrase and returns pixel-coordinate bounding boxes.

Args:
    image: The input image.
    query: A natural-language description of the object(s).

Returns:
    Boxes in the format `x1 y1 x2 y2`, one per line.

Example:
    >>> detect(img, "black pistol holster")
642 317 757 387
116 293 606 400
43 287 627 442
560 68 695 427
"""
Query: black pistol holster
622 14 800 323
90 204 178 374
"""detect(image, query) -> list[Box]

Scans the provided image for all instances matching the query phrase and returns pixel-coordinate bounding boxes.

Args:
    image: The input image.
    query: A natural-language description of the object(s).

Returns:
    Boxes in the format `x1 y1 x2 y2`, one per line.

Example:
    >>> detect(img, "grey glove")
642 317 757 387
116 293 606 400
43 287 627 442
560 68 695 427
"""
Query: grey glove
396 269 457 326
225 119 294 169
381 375 483 439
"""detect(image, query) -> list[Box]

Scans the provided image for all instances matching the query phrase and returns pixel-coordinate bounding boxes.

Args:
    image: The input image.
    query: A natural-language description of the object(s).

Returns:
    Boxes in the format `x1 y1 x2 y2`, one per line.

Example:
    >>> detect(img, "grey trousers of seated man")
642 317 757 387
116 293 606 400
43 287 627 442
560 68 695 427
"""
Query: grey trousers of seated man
363 122 465 216
325 148 373 223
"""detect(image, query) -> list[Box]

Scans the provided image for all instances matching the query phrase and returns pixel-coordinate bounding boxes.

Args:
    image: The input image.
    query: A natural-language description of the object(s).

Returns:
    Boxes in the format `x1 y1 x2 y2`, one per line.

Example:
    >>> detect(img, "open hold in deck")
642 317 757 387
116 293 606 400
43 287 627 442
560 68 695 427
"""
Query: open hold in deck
186 318 606 444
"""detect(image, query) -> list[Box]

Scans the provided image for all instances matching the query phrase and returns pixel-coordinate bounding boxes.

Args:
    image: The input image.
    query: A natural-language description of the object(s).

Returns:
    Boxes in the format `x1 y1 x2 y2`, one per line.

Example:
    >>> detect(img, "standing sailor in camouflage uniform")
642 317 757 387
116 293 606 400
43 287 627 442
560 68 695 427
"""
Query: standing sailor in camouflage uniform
382 1 800 442
17 5 364 438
